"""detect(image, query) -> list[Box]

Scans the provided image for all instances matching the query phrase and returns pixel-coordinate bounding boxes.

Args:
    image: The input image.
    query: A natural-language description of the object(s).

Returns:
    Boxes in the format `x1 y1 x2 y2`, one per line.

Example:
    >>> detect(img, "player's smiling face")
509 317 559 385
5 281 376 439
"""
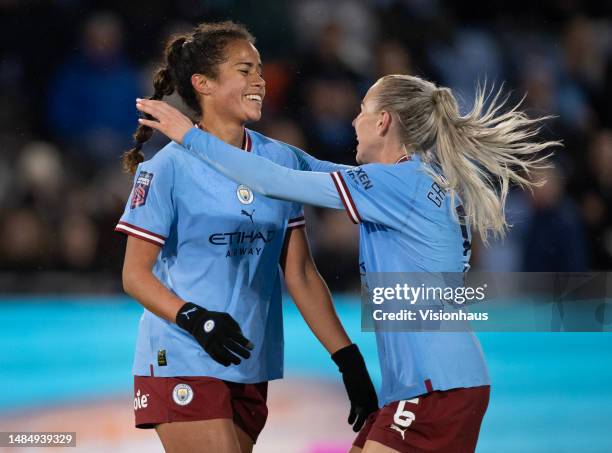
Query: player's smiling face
208 39 265 124
352 84 383 164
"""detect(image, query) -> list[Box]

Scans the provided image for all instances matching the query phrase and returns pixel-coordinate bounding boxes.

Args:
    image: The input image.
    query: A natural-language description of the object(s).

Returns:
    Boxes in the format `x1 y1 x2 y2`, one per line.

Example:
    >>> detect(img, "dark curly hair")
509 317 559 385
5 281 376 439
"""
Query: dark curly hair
122 21 255 174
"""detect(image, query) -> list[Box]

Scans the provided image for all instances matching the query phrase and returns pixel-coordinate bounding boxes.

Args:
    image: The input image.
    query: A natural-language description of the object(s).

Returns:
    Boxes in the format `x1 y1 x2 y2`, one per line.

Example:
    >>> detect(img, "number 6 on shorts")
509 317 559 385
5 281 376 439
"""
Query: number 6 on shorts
393 398 418 428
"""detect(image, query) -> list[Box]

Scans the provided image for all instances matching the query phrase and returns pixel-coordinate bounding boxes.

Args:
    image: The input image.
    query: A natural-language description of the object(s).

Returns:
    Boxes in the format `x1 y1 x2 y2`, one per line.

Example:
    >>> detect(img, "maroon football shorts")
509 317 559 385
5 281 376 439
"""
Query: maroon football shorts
353 385 490 452
133 375 268 443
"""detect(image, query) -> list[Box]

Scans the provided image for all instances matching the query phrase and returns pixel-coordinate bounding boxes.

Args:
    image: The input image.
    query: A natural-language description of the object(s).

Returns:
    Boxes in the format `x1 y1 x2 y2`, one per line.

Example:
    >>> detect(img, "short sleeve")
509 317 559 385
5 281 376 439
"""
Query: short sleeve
330 164 420 228
287 203 305 230
115 155 175 247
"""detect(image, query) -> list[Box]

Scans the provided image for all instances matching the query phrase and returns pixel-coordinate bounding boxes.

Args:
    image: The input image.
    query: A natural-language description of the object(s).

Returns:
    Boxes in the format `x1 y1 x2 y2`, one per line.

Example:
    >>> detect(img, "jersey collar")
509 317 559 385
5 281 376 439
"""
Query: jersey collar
242 129 252 152
395 154 412 164
194 124 251 152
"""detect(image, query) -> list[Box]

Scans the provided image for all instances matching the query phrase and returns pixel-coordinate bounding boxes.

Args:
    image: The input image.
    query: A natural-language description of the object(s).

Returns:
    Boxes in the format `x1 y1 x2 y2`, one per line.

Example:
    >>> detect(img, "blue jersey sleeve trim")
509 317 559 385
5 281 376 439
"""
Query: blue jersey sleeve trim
287 215 306 229
115 221 166 246
330 171 361 224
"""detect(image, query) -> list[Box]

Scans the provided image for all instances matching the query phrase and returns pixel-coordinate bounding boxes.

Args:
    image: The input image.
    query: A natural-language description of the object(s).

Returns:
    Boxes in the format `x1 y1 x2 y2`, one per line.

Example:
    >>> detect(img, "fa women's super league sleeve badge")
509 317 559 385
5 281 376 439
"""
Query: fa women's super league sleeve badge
131 171 154 209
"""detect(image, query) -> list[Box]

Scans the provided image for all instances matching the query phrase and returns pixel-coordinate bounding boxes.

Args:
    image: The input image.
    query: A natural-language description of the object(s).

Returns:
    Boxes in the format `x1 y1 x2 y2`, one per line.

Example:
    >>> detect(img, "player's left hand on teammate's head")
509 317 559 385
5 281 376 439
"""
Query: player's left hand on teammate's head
135 98 194 145
331 343 379 432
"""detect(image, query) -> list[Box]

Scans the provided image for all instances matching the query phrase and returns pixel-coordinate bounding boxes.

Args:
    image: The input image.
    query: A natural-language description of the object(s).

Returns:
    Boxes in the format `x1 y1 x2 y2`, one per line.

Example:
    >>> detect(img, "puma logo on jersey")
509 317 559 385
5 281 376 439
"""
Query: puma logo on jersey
241 209 255 223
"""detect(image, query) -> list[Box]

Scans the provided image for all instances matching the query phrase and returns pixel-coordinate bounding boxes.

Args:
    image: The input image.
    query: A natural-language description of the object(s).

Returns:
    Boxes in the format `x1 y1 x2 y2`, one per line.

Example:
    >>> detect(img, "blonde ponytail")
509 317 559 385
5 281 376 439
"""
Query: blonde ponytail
373 75 559 244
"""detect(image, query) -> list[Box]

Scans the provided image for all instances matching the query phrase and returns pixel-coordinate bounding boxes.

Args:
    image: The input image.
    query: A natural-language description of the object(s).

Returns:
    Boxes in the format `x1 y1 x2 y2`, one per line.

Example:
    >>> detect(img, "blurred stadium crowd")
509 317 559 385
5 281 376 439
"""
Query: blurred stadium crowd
1 0 611 292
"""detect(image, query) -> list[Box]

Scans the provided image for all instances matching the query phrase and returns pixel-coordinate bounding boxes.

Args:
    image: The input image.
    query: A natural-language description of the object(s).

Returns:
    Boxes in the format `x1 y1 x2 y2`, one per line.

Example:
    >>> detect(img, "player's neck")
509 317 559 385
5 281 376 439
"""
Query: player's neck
378 140 406 164
198 118 245 149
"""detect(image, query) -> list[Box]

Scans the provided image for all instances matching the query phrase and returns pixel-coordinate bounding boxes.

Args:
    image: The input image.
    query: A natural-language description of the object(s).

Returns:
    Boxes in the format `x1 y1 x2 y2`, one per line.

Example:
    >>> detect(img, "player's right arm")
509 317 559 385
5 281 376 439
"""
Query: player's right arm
117 156 184 321
122 235 184 322
121 236 253 367
117 155 252 366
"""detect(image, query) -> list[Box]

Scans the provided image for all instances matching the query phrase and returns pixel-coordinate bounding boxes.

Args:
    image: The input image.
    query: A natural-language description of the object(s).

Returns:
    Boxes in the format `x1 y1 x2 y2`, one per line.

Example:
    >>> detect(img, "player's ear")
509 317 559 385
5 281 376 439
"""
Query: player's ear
377 111 392 136
191 74 214 96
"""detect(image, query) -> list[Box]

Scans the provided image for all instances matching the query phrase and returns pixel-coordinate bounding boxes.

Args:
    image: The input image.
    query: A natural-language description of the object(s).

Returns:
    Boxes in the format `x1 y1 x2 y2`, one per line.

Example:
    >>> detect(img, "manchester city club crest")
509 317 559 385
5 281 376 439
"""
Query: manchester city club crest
237 184 254 204
172 383 194 406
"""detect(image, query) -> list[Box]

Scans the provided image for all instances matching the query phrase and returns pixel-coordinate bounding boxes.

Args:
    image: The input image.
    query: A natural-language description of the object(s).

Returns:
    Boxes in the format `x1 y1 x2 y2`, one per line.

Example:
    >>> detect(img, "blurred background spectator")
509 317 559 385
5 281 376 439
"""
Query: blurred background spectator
46 12 140 167
522 164 589 272
2 0 611 292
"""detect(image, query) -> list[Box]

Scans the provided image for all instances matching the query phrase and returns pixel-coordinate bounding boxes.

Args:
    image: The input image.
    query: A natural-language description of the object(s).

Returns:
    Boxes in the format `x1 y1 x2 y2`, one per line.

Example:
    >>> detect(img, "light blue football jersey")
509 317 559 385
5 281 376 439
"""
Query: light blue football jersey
115 129 306 383
180 128 490 405
330 155 490 404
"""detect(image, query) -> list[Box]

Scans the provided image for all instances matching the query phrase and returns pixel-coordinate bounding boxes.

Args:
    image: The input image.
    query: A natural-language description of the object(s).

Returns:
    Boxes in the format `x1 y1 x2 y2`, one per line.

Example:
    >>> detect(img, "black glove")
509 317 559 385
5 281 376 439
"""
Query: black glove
332 343 379 432
176 302 254 367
